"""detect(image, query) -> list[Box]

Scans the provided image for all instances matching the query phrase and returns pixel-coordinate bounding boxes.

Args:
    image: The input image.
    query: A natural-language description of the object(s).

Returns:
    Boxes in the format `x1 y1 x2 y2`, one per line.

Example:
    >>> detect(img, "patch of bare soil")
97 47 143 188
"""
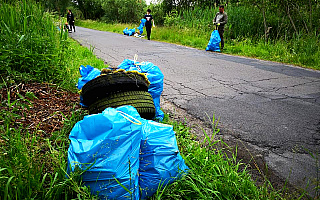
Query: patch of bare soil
0 82 80 135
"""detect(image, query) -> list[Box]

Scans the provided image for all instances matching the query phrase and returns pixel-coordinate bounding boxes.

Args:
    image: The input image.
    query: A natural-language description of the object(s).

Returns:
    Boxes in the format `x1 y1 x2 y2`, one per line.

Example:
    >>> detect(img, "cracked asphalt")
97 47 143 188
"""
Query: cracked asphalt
71 27 320 196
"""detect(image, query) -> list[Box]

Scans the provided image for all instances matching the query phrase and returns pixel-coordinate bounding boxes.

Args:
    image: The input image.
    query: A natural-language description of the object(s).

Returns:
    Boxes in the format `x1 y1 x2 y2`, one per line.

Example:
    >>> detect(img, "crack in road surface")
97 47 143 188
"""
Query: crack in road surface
71 27 320 197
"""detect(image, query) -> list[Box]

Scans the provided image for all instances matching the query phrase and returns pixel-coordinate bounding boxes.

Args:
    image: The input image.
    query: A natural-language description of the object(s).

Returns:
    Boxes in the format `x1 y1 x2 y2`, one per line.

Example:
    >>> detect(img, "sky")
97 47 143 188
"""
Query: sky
145 0 155 5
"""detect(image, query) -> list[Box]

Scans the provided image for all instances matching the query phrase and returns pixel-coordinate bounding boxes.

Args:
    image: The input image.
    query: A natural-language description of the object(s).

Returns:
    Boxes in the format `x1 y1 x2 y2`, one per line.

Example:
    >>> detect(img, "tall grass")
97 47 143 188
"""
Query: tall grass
163 6 265 40
58 38 106 91
0 0 107 90
0 0 69 84
226 35 320 70
164 5 320 69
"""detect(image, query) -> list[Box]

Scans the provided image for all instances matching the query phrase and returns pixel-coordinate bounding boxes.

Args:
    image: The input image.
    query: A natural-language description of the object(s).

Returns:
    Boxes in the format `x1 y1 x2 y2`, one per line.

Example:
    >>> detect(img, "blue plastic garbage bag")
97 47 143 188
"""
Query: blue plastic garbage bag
76 65 100 107
77 65 101 90
141 18 146 24
67 106 143 200
138 26 143 35
139 120 189 199
117 59 164 121
138 19 146 35
123 27 135 36
206 30 221 52
123 27 129 35
128 28 135 36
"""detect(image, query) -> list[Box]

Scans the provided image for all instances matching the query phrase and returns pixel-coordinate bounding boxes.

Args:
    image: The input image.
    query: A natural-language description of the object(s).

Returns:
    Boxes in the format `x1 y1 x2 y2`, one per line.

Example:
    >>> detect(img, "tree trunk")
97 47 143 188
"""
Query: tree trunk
294 3 309 34
262 6 267 41
259 0 269 41
309 0 312 32
286 2 298 35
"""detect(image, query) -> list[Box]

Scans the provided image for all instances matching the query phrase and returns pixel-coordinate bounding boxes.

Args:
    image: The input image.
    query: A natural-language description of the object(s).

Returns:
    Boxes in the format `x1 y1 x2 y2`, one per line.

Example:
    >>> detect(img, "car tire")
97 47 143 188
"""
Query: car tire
81 70 149 106
88 90 156 119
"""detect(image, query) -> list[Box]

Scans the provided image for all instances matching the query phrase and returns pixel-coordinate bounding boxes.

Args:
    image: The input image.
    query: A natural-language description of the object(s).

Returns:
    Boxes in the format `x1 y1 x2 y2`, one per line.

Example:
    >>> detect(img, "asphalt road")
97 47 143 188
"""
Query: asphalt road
70 27 320 196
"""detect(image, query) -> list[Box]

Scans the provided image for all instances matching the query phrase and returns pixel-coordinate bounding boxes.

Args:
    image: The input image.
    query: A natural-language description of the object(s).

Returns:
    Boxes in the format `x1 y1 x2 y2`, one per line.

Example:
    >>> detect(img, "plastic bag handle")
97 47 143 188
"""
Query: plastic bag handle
117 110 142 125
134 54 139 64
133 54 145 71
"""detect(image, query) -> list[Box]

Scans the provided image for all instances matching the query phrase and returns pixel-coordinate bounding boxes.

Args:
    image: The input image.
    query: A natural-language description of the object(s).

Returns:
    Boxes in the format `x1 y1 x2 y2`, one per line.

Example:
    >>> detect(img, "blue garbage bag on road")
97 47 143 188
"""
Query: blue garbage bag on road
139 120 189 199
123 27 129 35
123 27 135 36
117 59 164 121
124 19 146 36
77 65 101 90
67 106 142 200
206 30 221 52
128 28 135 36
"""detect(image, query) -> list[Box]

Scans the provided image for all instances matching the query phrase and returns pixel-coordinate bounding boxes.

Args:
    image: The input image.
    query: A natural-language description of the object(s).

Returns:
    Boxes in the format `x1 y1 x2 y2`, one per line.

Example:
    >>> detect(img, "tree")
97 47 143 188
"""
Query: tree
72 0 104 19
100 0 146 23
241 0 272 41
36 0 70 15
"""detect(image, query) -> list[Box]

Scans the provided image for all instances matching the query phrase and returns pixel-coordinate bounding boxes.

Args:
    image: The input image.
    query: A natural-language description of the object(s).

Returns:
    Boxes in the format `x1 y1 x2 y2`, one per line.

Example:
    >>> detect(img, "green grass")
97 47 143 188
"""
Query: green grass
58 38 106 91
77 19 320 71
0 1 107 91
0 0 69 84
226 37 320 70
76 20 135 34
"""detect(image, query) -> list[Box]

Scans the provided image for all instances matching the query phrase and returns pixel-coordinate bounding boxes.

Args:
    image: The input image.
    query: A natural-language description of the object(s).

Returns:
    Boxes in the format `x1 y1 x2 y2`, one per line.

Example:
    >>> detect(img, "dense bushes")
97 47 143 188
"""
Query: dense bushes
100 0 146 23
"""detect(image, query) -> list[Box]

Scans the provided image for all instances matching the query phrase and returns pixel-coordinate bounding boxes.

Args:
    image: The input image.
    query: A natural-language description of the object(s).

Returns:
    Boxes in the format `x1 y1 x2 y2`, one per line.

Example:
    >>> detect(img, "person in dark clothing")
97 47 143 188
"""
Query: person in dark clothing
144 9 155 40
67 9 75 32
213 5 228 51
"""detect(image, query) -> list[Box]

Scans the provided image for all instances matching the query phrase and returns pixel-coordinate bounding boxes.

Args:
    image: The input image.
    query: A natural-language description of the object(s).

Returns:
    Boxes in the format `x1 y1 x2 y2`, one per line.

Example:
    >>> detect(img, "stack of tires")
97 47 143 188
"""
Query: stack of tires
81 69 156 119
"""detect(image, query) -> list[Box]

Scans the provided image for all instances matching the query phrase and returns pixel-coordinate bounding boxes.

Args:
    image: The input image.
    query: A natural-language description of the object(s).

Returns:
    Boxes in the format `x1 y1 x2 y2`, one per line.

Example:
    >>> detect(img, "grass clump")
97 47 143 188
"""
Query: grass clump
0 0 68 83
0 0 106 91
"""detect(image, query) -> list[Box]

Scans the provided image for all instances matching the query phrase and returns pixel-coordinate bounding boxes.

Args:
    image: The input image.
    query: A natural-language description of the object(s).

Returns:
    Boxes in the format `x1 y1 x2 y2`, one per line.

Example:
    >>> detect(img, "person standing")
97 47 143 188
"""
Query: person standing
213 5 228 51
144 9 155 40
67 9 75 32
